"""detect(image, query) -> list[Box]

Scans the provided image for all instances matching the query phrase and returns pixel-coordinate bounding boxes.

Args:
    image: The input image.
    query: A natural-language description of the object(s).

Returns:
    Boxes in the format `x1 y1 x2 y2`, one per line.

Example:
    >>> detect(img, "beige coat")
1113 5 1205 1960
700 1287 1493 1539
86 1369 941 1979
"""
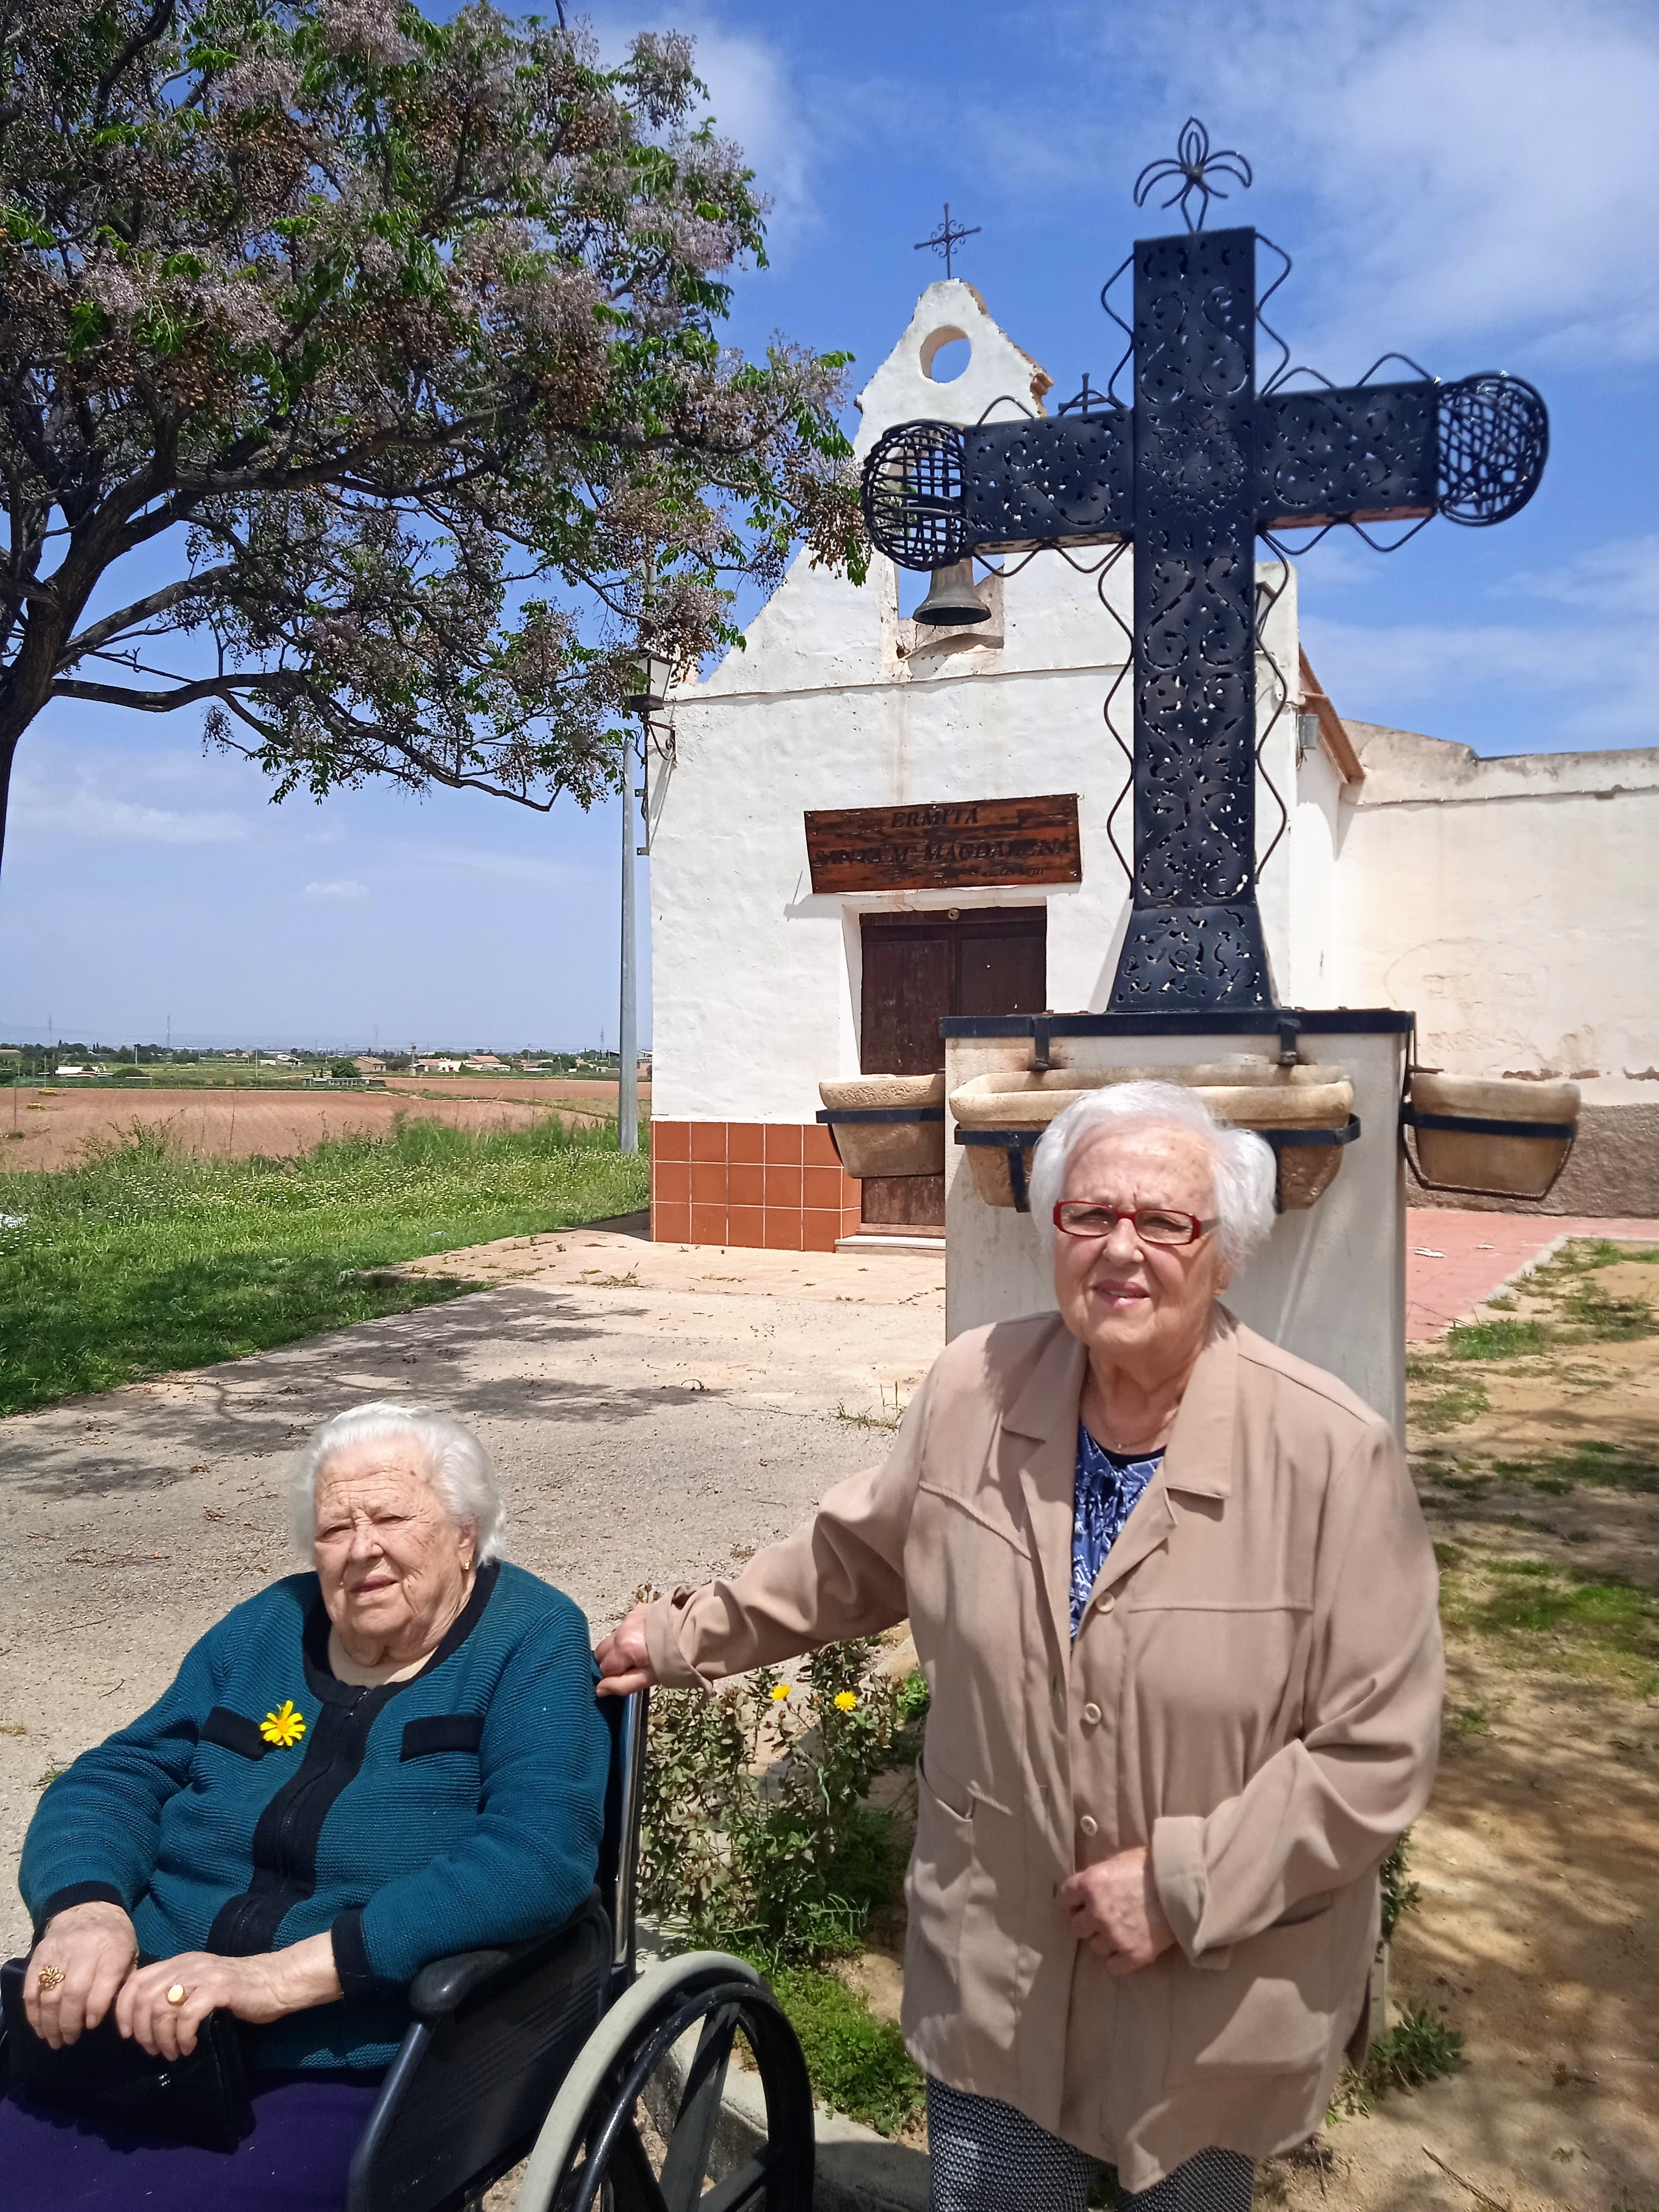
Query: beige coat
643 1306 1443 2189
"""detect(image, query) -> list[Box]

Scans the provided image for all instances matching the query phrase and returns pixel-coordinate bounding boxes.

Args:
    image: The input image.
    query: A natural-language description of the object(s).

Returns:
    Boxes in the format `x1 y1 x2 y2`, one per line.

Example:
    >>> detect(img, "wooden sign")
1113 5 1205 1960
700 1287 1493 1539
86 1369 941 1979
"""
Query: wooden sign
803 793 1082 894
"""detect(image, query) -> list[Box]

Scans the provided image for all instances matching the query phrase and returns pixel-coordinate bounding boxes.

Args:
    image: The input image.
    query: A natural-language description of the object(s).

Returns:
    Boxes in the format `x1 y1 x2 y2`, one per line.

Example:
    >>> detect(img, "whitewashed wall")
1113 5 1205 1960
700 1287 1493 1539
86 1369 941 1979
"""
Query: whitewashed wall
1330 725 1659 1107
651 282 1311 1124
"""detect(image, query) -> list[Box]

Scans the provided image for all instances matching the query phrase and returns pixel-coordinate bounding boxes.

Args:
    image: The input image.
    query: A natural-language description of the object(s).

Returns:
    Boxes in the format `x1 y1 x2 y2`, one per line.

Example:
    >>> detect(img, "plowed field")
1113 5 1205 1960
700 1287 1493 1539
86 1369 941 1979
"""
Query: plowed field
0 1085 623 1169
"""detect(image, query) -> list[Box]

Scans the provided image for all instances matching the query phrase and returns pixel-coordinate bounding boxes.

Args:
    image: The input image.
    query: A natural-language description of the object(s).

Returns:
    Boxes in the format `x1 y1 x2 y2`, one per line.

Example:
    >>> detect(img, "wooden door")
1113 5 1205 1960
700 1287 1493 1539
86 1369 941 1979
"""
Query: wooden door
857 909 1046 1229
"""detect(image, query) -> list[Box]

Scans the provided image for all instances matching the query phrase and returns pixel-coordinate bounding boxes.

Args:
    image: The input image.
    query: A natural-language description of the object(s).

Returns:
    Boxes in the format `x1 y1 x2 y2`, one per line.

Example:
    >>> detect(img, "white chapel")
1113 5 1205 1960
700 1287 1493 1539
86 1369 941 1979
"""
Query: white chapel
643 280 1659 1256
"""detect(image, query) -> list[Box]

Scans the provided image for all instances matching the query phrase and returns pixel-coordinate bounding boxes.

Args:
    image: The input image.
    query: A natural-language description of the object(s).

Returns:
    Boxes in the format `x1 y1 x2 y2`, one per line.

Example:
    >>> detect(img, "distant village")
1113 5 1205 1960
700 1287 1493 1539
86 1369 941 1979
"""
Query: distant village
0 1042 652 1083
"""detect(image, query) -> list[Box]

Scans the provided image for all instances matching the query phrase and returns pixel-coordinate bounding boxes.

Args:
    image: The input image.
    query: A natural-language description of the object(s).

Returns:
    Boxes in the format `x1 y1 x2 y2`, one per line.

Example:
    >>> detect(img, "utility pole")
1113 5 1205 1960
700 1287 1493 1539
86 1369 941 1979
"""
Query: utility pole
617 719 639 1155
619 568 665 1160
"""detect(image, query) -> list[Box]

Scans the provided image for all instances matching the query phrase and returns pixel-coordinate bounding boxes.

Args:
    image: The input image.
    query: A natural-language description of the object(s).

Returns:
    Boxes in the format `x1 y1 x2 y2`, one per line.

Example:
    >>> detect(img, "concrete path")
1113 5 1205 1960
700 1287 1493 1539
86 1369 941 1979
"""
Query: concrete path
0 1228 944 1956
1404 1207 1659 1339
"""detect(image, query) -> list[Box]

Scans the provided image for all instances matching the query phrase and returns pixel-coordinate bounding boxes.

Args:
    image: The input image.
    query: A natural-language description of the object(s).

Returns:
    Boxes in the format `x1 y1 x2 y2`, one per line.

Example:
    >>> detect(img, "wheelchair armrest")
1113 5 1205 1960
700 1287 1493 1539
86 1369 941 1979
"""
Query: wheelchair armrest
408 1945 522 2020
406 1888 608 2023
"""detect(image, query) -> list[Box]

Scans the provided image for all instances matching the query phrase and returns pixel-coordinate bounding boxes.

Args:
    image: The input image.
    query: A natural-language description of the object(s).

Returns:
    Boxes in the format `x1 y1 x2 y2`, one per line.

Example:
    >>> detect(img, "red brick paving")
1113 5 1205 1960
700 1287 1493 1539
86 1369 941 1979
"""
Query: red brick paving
1404 1208 1659 1339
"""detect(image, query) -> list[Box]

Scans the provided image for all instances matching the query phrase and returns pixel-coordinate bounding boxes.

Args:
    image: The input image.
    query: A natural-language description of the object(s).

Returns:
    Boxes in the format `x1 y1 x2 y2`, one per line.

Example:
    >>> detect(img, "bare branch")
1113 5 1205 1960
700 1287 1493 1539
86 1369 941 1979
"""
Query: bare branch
59 565 237 668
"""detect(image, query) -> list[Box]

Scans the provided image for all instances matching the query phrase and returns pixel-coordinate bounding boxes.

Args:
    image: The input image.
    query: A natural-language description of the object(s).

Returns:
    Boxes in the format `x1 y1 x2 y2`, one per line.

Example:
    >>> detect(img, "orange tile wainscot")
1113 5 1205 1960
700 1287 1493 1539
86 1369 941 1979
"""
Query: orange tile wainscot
650 1121 862 1251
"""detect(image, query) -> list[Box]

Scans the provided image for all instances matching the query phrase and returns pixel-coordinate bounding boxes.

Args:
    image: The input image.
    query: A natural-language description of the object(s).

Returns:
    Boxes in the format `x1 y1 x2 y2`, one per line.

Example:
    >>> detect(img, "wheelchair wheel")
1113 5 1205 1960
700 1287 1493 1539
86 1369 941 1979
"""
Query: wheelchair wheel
516 1957 814 2212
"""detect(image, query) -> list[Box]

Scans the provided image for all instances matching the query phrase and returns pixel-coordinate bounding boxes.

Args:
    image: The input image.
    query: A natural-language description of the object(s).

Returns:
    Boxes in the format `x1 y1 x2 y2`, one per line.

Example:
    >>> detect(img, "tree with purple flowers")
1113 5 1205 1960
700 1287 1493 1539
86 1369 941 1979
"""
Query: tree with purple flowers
0 0 865 869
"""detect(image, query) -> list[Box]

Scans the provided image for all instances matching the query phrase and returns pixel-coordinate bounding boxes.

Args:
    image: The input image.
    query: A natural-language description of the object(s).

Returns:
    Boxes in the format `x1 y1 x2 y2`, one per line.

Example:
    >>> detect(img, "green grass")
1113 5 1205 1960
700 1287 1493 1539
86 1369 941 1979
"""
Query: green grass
1406 1359 1490 1434
764 1965 924 2135
0 1118 648 1415
1443 1317 1547 1360
1441 1552 1659 1697
1445 1704 1492 1738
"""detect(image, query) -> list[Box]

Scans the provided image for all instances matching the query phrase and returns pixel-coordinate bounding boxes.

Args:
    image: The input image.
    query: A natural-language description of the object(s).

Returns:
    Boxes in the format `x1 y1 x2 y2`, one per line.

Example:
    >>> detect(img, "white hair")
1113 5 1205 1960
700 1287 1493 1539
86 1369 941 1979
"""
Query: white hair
291 1401 507 1562
1026 1080 1276 1269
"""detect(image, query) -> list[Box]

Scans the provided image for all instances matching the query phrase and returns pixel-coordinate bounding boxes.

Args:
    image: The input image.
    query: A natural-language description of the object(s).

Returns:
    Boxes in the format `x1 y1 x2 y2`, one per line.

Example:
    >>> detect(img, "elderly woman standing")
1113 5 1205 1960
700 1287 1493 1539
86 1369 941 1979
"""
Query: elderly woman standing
6 1402 608 2210
599 1082 1443 2211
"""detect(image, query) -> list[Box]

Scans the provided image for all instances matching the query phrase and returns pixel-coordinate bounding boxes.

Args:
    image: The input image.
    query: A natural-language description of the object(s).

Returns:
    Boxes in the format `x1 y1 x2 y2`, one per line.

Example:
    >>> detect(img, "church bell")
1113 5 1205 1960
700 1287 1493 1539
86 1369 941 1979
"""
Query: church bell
912 560 991 627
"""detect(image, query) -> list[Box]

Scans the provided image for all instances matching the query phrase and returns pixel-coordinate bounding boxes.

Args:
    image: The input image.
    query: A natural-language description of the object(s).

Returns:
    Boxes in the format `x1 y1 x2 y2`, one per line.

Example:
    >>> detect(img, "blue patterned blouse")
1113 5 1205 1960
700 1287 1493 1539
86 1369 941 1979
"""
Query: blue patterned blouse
1070 1425 1163 1639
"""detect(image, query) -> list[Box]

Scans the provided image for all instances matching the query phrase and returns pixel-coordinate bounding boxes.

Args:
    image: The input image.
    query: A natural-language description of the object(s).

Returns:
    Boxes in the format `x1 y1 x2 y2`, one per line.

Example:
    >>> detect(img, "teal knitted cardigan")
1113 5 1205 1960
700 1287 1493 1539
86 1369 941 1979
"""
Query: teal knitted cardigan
19 1561 609 2072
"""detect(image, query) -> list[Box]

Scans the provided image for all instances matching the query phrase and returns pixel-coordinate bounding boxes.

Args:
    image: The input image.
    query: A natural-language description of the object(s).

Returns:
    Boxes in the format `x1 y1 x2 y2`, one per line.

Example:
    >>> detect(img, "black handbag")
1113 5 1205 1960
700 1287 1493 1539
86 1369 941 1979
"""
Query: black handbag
1 1951 255 2151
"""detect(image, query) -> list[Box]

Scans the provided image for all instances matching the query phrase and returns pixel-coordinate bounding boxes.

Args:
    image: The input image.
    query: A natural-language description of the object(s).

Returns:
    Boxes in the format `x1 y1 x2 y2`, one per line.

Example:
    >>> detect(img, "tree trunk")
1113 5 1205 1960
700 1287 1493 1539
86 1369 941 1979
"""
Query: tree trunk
0 731 18 885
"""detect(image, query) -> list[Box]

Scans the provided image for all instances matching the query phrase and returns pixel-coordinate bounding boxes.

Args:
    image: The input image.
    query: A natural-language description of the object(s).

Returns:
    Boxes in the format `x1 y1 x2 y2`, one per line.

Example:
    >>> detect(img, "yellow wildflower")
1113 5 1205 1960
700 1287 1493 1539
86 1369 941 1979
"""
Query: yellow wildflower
260 1699 307 1749
770 1683 792 1702
833 1691 859 1712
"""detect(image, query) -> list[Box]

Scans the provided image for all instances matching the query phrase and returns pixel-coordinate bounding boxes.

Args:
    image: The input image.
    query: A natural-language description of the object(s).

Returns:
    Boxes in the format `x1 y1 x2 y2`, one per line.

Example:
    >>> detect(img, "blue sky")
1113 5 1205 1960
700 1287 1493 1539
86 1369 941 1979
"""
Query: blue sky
3 0 1655 1050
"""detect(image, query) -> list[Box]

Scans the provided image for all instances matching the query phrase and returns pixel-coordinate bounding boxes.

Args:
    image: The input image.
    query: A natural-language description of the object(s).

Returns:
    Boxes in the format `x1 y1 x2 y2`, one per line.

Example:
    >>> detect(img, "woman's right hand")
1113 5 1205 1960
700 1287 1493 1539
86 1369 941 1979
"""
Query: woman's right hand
25 1899 139 2048
596 1604 658 1698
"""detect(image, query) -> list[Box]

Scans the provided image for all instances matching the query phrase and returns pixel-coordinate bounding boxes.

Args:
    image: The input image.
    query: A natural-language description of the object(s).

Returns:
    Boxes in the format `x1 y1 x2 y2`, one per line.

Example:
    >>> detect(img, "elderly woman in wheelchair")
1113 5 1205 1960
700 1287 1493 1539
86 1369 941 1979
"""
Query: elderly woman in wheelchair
2 1401 614 2209
5 1402 815 2212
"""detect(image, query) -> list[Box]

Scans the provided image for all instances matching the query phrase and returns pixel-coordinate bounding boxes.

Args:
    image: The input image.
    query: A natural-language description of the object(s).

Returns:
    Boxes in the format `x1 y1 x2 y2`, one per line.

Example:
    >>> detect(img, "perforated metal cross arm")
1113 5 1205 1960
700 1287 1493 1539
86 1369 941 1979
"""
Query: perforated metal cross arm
857 220 1549 1013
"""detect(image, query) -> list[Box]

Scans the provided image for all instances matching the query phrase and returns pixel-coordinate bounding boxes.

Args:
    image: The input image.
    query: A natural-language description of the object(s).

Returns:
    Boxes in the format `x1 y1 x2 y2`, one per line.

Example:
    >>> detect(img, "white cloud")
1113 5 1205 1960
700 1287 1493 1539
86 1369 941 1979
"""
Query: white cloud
12 779 250 845
303 878 370 902
1304 531 1659 748
1509 533 1659 623
1003 0 1659 368
416 843 599 891
591 4 819 254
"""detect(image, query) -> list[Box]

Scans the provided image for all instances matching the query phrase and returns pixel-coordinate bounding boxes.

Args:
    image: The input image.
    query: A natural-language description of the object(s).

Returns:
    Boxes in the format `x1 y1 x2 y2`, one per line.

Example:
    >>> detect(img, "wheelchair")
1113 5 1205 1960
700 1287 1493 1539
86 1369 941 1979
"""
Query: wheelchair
346 1688 816 2211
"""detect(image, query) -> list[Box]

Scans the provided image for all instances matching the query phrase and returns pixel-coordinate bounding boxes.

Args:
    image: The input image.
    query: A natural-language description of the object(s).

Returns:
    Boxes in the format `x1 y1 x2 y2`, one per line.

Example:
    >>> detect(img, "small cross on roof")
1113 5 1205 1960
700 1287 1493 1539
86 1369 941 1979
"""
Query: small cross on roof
914 202 980 280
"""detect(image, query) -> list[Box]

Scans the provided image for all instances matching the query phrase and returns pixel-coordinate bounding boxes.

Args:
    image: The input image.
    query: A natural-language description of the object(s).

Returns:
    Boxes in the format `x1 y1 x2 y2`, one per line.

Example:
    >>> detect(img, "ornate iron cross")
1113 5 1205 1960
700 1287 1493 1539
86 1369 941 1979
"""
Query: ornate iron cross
864 150 1547 1013
914 203 981 281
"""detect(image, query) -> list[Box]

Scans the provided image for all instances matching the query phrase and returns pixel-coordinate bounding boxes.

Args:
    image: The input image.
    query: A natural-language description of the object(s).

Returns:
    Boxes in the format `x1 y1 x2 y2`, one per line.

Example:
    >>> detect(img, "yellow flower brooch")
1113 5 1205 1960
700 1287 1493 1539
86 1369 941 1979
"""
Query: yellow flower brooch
260 1699 307 1749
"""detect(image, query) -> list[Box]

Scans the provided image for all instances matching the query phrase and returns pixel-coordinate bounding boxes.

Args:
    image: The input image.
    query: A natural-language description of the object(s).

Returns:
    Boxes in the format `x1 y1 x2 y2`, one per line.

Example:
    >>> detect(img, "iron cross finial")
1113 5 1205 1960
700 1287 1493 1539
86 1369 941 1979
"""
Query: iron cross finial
1133 119 1252 233
915 202 981 280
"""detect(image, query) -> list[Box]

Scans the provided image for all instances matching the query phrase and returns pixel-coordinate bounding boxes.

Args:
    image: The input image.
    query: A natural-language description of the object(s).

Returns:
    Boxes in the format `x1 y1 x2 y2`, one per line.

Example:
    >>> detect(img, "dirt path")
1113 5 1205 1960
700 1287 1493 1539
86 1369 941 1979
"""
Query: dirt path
1275 1236 1659 2212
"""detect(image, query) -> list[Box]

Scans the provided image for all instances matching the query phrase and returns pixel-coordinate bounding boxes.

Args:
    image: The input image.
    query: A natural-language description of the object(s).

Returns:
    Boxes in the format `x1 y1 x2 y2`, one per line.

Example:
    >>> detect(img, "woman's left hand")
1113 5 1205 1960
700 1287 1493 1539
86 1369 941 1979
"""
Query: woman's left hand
1059 1847 1176 1974
115 1932 343 2058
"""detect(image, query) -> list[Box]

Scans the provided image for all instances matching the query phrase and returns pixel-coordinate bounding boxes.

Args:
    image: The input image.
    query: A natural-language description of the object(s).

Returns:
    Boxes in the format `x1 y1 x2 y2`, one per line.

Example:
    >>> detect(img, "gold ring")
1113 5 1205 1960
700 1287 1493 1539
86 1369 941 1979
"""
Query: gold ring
165 1982 188 2006
36 1963 65 1993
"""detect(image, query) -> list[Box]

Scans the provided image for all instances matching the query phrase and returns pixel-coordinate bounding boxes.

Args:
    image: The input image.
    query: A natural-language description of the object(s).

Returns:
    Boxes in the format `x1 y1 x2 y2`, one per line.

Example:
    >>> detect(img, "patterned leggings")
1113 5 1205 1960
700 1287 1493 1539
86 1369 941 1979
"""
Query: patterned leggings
927 2081 1255 2212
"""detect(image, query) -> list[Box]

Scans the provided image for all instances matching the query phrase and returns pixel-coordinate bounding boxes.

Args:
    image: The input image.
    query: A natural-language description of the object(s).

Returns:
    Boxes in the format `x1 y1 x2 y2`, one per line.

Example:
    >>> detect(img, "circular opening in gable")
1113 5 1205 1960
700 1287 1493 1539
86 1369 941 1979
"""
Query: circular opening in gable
920 326 971 383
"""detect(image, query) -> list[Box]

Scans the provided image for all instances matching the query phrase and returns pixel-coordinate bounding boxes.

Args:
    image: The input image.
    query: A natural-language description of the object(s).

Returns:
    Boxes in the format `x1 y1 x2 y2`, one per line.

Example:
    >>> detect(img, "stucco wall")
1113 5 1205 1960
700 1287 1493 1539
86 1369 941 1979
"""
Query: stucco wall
652 282 1306 1126
1332 722 1659 1109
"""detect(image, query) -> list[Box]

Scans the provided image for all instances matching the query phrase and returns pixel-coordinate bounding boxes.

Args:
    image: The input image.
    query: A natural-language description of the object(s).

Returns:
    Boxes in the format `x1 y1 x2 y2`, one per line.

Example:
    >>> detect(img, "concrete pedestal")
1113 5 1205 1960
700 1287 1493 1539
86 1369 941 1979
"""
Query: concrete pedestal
941 1011 1412 1432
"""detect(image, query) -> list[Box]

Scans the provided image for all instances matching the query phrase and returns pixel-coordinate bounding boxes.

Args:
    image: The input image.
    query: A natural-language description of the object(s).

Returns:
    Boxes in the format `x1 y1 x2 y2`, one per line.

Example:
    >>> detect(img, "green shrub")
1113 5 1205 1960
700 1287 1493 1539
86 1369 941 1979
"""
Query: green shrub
1363 2004 1465 2096
1378 1834 1421 1943
1331 2004 1464 2118
638 1640 907 1966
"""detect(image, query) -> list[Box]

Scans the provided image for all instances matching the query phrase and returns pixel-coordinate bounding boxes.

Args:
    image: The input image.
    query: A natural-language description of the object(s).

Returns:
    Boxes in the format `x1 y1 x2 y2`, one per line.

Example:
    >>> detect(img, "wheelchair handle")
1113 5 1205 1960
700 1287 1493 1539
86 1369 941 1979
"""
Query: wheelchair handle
610 1688 649 1988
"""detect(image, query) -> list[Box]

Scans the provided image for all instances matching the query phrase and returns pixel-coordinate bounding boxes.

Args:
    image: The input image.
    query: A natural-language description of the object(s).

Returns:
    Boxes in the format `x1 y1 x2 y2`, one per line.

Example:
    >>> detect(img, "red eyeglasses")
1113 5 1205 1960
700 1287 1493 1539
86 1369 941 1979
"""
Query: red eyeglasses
1052 1202 1218 1246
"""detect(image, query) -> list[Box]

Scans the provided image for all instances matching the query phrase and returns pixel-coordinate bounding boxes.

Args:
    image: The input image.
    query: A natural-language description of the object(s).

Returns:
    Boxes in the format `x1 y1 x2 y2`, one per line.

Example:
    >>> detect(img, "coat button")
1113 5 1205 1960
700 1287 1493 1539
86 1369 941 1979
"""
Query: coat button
1082 1702 1103 1726
1078 1813 1099 1838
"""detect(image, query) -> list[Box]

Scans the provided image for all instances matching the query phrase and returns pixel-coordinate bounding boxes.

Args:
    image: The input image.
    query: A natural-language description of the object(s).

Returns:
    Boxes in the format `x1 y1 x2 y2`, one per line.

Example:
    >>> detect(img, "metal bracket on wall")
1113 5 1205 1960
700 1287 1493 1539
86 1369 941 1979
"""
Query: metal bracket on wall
954 1126 1043 1212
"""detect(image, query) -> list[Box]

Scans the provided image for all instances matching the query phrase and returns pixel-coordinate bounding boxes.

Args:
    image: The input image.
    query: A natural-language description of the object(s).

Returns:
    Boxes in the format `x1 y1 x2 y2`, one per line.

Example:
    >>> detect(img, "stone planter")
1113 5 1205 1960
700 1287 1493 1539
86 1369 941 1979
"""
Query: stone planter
1189 1062 1358 1211
1404 1072 1580 1200
948 1060 1356 1212
948 1072 1092 1208
817 1074 946 1178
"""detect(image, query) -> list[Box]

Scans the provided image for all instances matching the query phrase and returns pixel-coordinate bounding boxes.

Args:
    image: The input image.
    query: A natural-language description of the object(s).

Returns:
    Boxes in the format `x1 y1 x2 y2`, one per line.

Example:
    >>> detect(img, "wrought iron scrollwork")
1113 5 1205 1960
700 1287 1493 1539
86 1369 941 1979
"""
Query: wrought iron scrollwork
855 141 1551 1015
860 421 969 569
1133 119 1253 235
1436 373 1549 526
